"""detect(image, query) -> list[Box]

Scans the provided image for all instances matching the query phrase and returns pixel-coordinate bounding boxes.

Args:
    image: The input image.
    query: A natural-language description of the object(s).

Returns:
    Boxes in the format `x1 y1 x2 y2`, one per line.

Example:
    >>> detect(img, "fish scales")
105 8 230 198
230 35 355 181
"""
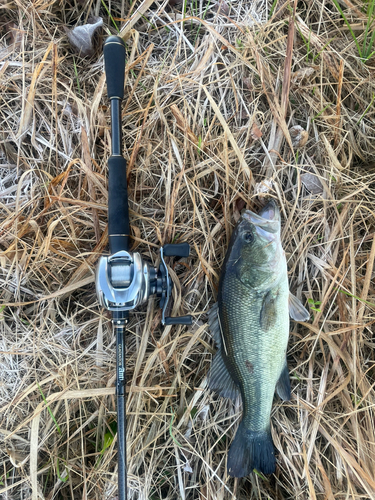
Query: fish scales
219 272 289 432
208 200 309 477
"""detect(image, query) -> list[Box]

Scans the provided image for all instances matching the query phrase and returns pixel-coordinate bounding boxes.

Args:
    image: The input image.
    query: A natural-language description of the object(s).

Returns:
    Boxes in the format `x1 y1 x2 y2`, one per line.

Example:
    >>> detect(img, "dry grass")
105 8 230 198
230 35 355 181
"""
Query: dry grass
1 0 375 498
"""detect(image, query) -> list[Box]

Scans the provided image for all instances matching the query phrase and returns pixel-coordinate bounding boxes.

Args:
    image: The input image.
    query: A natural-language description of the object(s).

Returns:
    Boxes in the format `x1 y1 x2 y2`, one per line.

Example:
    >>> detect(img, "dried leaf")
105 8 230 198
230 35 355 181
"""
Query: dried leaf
17 42 54 138
5 22 22 46
213 0 230 15
289 125 308 148
255 179 274 196
183 460 193 473
65 17 103 57
170 104 199 146
236 197 246 213
301 171 324 194
291 67 315 85
251 121 262 140
233 196 246 222
243 77 253 90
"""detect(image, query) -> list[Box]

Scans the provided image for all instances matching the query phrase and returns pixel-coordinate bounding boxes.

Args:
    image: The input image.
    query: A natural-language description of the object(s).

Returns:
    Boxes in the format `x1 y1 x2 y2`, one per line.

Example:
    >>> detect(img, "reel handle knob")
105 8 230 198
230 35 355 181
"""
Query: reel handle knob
163 243 190 258
164 315 193 326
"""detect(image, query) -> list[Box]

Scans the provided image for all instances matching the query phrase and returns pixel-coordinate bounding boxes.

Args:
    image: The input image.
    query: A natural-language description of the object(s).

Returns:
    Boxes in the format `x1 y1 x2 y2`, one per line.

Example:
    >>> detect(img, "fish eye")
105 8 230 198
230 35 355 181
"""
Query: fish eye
243 231 254 243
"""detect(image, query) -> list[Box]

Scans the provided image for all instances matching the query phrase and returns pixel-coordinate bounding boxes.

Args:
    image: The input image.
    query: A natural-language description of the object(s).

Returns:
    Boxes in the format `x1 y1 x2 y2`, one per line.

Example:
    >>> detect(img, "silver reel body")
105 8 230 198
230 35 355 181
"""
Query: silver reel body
96 250 156 311
96 245 192 326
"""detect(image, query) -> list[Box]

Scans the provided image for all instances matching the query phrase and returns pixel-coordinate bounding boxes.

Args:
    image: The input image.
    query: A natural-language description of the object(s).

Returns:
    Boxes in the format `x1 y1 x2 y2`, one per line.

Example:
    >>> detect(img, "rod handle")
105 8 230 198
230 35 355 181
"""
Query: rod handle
108 156 130 253
103 35 126 100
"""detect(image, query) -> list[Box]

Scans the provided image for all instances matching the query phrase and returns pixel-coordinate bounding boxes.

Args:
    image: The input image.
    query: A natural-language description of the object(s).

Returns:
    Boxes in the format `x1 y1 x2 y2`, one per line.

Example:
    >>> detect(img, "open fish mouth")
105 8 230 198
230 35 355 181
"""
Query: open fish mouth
242 200 280 235
259 200 280 221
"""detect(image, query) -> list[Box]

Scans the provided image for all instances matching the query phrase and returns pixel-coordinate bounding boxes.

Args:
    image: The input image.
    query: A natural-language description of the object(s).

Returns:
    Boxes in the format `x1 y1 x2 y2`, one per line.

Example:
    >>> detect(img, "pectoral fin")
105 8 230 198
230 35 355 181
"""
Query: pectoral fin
276 361 291 401
260 290 277 331
289 293 310 321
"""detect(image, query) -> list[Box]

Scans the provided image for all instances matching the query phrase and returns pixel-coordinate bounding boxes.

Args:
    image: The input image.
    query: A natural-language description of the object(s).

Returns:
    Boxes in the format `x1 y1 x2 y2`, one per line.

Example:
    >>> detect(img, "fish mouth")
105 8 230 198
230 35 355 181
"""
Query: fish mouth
259 200 280 222
242 200 280 234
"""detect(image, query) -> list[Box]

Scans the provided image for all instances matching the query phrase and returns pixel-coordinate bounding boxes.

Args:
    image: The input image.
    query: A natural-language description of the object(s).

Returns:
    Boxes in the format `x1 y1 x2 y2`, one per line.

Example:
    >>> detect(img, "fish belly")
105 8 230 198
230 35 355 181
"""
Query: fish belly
219 275 289 432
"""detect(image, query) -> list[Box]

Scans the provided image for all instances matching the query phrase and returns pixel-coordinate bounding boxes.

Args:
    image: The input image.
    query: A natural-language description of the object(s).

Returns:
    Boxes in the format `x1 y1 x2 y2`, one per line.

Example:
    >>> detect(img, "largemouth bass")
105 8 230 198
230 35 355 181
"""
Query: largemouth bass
208 200 309 477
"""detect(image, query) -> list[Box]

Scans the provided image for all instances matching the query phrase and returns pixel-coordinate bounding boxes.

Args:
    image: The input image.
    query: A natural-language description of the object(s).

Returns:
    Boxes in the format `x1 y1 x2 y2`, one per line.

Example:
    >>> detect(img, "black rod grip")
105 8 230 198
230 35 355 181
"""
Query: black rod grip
108 156 129 254
103 36 126 100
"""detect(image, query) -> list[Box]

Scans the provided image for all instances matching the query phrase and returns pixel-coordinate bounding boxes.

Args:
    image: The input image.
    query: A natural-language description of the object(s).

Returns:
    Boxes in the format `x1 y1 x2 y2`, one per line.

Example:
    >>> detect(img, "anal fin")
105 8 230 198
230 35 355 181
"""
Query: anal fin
276 360 291 401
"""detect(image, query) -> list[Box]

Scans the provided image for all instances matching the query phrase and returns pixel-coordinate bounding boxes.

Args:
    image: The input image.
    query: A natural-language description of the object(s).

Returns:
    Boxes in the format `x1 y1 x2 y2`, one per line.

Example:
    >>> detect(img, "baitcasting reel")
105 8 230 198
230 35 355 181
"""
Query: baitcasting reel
96 243 192 326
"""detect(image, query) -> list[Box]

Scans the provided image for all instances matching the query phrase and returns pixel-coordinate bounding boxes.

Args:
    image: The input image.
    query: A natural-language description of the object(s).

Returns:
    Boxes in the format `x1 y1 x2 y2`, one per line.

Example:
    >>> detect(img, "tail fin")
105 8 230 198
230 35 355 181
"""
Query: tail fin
227 423 275 477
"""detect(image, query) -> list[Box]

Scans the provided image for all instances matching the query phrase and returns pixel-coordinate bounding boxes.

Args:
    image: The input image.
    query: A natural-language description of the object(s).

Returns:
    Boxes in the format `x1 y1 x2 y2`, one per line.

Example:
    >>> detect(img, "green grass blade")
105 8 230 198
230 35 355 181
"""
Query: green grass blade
364 21 375 59
36 383 61 435
56 458 68 482
363 0 375 55
169 413 182 447
312 104 331 121
73 57 81 97
101 0 120 32
253 469 268 480
331 0 362 58
313 37 334 62
95 426 117 468
338 288 375 308
307 29 311 62
269 0 278 18
356 93 374 125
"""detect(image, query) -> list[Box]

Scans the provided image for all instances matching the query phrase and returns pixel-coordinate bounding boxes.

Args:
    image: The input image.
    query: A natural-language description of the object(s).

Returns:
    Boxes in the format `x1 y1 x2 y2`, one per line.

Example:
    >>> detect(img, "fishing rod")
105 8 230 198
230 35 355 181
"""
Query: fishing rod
95 35 192 500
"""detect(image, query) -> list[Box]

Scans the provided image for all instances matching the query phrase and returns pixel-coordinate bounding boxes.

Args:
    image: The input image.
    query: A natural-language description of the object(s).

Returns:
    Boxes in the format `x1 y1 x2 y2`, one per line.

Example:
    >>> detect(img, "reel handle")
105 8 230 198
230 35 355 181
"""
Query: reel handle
165 315 192 325
159 244 192 325
163 243 190 258
103 36 130 254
